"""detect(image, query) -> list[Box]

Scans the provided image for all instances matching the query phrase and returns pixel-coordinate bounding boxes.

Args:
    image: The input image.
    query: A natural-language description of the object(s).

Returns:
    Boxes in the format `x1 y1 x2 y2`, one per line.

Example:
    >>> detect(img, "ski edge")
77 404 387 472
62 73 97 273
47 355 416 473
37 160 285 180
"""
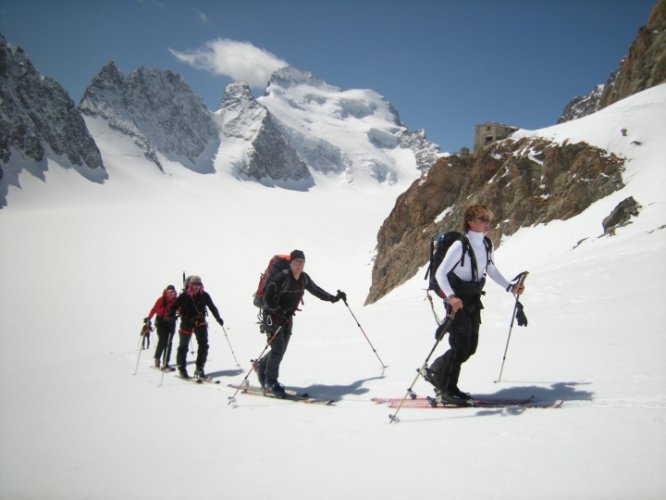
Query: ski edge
227 384 336 405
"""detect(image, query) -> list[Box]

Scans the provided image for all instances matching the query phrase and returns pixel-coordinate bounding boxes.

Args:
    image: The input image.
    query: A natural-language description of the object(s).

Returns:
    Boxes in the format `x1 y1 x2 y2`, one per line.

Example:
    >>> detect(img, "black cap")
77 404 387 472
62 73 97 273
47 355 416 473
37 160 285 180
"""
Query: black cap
290 249 305 261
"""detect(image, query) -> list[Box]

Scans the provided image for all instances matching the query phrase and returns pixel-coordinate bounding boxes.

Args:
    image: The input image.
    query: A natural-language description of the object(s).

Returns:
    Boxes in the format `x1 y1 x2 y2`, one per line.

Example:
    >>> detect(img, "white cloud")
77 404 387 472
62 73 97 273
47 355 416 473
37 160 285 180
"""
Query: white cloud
170 39 288 89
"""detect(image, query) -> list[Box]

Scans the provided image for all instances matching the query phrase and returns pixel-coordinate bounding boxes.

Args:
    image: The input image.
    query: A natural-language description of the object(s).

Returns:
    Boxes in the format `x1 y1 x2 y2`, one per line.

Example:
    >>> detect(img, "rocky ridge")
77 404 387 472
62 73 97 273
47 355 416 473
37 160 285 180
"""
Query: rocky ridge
365 137 625 304
79 62 219 173
558 0 665 123
0 34 105 207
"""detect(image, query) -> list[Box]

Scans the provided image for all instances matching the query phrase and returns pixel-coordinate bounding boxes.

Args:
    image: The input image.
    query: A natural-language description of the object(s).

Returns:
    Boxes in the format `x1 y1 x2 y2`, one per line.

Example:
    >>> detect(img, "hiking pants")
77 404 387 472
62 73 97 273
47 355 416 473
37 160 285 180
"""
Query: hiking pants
176 321 209 371
154 317 176 365
258 316 293 386
429 306 481 392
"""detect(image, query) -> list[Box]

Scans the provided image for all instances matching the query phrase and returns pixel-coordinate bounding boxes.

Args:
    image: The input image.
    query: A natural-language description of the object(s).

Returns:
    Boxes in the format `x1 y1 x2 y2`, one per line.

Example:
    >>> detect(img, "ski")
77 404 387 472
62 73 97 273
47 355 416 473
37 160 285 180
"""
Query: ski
373 395 563 409
152 365 176 373
178 374 221 385
227 384 336 405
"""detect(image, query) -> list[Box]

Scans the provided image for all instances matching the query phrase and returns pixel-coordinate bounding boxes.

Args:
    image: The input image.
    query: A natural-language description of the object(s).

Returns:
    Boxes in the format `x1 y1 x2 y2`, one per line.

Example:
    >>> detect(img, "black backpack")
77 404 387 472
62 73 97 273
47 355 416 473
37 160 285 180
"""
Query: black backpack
424 231 492 297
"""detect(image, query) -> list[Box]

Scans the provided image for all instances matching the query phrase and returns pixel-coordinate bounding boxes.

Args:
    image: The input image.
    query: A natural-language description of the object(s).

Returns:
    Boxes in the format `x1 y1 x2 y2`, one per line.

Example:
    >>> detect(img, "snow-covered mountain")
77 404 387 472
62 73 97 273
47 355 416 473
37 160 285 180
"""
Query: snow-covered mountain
0 35 106 207
80 62 220 174
216 80 314 188
1 35 443 206
253 66 442 185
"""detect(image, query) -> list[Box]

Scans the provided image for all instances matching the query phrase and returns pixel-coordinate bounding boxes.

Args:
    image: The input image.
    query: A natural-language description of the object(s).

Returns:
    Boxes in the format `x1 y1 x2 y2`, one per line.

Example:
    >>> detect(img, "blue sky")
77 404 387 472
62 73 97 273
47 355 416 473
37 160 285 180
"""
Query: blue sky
0 0 656 153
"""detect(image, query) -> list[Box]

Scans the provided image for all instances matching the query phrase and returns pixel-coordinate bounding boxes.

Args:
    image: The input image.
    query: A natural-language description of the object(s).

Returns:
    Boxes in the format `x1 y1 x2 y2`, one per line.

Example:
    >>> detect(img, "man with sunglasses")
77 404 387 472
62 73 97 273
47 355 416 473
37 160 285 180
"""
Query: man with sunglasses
426 204 525 406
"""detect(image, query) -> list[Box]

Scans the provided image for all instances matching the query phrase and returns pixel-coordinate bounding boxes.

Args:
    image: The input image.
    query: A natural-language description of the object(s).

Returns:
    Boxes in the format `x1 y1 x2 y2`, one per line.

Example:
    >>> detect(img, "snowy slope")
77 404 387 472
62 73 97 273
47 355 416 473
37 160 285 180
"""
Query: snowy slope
0 85 665 500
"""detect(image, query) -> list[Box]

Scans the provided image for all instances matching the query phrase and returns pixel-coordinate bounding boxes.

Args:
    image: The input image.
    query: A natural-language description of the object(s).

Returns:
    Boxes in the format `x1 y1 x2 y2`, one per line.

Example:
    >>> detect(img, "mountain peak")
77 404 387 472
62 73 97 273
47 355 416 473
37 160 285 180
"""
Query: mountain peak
1 36 105 207
268 66 333 90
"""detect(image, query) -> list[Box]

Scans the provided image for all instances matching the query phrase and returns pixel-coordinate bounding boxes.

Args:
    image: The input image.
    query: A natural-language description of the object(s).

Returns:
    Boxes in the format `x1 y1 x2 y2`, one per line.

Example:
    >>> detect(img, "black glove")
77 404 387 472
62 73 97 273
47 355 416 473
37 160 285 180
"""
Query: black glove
332 290 347 303
217 318 224 327
515 301 528 327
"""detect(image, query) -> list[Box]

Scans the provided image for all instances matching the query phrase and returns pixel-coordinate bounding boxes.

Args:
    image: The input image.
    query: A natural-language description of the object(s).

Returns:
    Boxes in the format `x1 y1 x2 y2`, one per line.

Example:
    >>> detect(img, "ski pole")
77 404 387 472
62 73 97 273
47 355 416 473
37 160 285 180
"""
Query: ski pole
389 311 456 424
221 325 241 368
341 296 388 369
133 320 151 375
228 325 282 404
495 271 529 383
426 291 441 325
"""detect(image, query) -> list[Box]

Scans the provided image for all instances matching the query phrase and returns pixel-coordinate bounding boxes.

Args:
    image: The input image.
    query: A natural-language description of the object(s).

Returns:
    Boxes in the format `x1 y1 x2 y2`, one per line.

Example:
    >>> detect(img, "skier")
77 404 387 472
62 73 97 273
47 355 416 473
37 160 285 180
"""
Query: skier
145 284 178 370
167 275 224 379
426 204 525 405
257 250 346 397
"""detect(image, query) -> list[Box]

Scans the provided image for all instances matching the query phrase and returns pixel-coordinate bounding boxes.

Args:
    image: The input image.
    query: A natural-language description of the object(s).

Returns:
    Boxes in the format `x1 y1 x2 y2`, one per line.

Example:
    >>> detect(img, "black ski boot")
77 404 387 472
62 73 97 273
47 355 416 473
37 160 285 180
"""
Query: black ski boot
270 382 286 398
437 391 472 407
178 367 190 379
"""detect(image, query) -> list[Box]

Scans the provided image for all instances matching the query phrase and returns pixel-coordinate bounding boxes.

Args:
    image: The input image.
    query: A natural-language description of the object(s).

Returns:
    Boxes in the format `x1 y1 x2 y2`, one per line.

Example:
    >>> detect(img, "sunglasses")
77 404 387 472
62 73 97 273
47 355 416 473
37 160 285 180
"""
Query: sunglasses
476 216 492 223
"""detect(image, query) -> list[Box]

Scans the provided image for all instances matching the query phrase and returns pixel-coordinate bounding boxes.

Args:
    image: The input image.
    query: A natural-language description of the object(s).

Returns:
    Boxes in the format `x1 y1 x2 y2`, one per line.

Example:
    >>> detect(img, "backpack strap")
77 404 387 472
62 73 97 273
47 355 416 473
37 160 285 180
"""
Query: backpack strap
484 236 493 267
423 237 436 280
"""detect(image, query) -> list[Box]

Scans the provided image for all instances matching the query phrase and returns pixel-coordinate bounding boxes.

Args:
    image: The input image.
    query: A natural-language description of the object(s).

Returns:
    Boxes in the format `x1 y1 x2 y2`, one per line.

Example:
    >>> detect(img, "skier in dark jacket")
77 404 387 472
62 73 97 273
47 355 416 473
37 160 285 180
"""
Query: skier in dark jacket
257 249 346 397
145 284 177 370
167 275 224 380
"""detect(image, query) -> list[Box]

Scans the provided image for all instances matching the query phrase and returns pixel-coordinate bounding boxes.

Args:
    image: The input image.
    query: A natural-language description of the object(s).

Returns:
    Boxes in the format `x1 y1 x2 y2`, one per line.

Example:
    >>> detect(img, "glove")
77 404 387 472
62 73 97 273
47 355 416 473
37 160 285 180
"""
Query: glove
332 290 347 303
217 318 224 327
515 301 528 327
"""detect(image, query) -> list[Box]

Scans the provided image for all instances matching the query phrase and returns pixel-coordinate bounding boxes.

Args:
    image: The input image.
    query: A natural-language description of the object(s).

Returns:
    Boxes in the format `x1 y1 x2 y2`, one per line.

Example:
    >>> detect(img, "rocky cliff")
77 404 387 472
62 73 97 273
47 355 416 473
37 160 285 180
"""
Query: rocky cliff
0 34 105 207
558 0 665 123
217 81 313 187
365 138 625 304
80 62 219 173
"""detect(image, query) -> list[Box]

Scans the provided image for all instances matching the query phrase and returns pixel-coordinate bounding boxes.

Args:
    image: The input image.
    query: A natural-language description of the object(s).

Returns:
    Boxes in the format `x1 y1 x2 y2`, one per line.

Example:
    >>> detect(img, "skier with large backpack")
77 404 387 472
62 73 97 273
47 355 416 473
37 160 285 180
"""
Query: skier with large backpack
425 204 525 406
253 249 346 398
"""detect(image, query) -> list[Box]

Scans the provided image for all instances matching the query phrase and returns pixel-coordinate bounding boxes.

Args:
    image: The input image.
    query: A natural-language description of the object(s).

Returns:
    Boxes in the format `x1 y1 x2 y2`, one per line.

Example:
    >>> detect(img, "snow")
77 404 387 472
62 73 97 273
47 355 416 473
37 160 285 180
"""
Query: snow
1 84 666 500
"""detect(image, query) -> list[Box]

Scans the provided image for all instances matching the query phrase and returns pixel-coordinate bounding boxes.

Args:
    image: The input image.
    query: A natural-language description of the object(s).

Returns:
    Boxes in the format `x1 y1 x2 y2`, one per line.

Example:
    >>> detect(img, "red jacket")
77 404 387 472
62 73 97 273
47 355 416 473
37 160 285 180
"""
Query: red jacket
148 289 177 319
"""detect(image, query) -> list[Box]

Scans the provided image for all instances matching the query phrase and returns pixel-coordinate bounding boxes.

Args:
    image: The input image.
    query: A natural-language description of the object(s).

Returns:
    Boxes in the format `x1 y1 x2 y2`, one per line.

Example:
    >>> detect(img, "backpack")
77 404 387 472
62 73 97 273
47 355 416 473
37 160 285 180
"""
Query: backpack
424 231 492 298
253 254 291 308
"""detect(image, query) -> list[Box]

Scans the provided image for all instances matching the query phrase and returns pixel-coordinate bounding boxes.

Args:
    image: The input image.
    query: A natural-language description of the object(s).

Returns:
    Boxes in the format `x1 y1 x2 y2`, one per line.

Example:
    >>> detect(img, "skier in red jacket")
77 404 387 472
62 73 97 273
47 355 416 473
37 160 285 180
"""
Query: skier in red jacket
146 284 178 370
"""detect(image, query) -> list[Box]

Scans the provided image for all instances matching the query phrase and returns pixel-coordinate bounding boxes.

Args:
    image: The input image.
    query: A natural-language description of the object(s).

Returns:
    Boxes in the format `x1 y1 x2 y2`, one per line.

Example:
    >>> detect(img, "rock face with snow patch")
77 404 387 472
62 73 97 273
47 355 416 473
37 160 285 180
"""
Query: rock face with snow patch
365 138 625 304
80 62 219 173
0 35 105 206
557 84 607 124
256 66 442 183
217 81 313 187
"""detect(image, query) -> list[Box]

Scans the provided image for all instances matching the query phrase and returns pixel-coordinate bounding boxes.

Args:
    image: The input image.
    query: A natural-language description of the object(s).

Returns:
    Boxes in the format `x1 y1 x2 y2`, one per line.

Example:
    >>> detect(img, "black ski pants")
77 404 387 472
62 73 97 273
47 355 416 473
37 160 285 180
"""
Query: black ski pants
429 305 481 392
154 317 176 365
176 320 209 371
258 314 293 387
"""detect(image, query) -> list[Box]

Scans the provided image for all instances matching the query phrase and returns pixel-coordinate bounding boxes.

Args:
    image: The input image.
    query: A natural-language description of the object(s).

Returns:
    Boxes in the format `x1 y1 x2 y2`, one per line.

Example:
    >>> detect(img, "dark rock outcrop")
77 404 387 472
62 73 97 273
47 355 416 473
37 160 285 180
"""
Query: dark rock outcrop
602 196 641 235
366 138 625 304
